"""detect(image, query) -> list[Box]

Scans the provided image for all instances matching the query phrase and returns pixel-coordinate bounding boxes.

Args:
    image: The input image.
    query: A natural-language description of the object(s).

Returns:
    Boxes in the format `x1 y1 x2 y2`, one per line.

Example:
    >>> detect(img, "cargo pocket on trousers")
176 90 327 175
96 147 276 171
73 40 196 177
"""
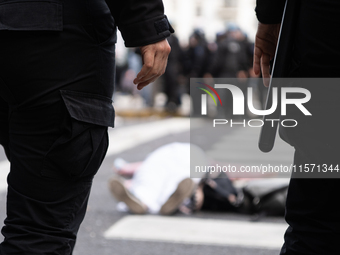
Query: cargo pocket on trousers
41 90 115 179
0 1 63 31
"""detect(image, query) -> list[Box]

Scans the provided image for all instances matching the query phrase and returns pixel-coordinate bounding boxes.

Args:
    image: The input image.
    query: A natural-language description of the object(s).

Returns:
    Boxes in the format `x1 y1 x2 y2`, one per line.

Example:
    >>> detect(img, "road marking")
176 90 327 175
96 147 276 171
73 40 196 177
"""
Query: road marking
0 118 190 193
104 215 287 249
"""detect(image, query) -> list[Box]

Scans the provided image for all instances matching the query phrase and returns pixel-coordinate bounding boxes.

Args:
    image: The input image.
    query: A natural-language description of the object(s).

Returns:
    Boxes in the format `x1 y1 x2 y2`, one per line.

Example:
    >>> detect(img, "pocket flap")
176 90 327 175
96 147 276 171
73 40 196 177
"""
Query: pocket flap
61 90 115 127
0 1 63 31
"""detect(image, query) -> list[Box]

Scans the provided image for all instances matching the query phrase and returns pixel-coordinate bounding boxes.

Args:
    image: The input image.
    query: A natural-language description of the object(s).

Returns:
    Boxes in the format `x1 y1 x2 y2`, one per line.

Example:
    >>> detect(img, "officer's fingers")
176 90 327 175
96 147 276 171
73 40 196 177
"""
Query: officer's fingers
151 49 169 78
256 23 279 57
261 54 271 87
134 51 154 85
134 39 171 85
139 50 168 84
148 40 170 78
135 41 170 88
137 75 159 90
253 46 262 76
136 54 169 90
135 61 164 90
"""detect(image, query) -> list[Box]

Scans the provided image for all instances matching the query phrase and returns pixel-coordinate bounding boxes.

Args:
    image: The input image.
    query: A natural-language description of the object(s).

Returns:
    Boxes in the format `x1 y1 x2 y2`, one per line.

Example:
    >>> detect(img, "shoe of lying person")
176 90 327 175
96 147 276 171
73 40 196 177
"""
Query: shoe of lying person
109 176 148 214
160 178 196 215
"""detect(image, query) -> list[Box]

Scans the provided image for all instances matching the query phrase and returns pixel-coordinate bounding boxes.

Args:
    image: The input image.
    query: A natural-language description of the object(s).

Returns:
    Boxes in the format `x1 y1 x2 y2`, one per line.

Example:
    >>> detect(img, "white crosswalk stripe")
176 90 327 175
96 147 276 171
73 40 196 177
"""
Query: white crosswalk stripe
104 215 288 249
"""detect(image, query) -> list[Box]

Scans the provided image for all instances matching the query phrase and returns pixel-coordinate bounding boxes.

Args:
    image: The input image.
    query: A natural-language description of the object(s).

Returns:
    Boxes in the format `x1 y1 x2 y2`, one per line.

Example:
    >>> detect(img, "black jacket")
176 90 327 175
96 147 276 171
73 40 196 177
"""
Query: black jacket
0 0 174 47
106 0 174 46
255 0 286 23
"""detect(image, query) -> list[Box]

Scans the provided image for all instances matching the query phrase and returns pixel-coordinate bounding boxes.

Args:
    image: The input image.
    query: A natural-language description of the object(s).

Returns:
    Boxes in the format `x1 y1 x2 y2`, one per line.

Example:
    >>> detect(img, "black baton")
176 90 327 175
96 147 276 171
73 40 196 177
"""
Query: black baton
258 0 300 152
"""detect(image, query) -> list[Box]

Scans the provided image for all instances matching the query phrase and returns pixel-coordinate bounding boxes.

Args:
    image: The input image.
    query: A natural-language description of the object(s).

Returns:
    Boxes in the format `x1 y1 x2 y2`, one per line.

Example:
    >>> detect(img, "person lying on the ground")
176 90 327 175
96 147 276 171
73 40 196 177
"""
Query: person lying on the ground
109 143 207 215
109 142 244 215
109 144 288 218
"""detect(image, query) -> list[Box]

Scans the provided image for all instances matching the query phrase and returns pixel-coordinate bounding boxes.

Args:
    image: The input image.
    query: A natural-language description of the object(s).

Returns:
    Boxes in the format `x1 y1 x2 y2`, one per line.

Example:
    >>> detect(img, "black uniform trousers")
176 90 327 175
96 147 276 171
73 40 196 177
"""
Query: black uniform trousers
279 0 340 254
0 1 116 254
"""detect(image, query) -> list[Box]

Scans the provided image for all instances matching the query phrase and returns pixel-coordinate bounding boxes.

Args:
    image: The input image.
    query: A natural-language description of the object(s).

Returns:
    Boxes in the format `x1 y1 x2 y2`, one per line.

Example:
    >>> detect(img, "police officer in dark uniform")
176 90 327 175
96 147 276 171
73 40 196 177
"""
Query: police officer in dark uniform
254 0 340 254
0 0 173 253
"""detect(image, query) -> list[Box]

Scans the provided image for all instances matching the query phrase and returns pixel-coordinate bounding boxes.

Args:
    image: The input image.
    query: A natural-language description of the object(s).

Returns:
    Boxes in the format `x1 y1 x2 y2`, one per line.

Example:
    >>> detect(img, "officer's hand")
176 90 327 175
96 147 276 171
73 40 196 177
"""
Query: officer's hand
133 39 171 90
253 22 280 87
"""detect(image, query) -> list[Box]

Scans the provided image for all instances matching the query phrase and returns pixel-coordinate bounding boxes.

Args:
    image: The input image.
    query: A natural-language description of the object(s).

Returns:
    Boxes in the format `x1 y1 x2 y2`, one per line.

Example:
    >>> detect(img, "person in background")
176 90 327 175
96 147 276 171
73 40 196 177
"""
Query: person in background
185 29 211 79
206 25 249 118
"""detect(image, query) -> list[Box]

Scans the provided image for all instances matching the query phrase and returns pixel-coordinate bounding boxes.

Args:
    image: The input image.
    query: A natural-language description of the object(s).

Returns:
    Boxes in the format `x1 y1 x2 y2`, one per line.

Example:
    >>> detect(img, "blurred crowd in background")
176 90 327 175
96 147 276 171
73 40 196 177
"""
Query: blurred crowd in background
114 24 268 116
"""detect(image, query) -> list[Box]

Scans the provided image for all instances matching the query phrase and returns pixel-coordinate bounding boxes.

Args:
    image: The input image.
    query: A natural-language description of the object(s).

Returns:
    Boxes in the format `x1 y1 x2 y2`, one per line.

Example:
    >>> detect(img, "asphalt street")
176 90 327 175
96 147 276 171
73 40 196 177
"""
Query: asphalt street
0 116 294 255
